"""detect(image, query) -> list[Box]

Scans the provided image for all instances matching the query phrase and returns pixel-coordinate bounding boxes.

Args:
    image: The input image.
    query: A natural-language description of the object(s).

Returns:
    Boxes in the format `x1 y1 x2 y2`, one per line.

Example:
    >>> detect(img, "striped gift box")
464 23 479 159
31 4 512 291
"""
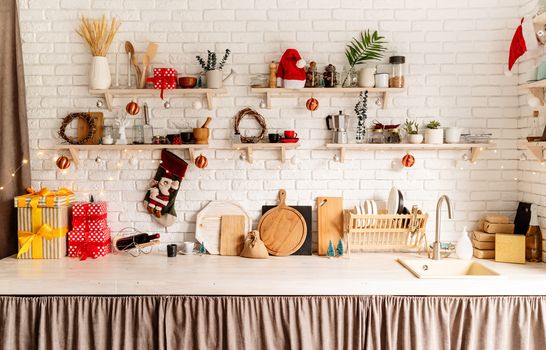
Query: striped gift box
17 206 68 259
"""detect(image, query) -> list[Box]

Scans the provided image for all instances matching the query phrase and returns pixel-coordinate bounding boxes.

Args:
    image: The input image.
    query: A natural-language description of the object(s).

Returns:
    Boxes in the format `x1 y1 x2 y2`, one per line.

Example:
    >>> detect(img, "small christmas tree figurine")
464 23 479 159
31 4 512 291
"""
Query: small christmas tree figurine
199 242 206 255
326 240 335 258
336 238 344 257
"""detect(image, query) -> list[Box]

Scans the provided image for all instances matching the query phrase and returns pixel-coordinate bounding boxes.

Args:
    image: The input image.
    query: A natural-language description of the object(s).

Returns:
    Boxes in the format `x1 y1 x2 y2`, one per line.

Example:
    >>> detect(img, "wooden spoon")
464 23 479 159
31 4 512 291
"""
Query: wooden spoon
146 42 158 63
124 41 141 81
140 54 149 89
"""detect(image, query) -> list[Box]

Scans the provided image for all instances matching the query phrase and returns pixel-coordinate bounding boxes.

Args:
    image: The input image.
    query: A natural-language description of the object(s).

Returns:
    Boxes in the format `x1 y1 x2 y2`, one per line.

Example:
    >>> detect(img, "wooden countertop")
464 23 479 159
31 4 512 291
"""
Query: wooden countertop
1 252 546 296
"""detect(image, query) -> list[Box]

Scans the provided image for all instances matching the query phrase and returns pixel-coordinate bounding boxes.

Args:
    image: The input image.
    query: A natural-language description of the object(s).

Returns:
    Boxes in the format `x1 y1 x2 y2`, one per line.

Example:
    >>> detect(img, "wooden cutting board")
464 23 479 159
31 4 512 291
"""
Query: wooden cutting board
220 215 246 256
262 205 312 255
257 189 307 256
78 112 104 145
317 197 343 256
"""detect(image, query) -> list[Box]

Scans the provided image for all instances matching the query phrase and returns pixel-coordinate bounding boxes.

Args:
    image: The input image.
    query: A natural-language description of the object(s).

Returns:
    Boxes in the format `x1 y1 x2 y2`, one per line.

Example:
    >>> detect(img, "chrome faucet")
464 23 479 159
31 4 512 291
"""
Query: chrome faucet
432 195 454 260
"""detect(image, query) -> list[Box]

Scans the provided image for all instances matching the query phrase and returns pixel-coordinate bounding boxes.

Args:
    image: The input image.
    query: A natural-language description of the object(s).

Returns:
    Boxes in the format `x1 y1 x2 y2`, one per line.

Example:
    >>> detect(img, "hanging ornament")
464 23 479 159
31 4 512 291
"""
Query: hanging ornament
401 153 415 168
194 154 208 169
163 99 171 109
56 155 71 170
193 100 203 110
305 97 319 111
259 100 267 109
96 99 104 108
126 100 140 115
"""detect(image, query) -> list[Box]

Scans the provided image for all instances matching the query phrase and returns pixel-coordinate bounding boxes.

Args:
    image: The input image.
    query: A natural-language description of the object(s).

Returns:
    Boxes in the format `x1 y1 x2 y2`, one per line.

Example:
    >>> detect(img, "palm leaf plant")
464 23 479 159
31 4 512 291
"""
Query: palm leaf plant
343 30 387 86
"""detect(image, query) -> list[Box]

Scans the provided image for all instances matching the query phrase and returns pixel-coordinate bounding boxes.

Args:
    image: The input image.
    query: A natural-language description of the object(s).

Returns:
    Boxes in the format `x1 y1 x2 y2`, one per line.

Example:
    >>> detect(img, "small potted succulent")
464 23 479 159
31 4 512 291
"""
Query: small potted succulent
424 120 443 144
196 49 232 88
403 119 422 144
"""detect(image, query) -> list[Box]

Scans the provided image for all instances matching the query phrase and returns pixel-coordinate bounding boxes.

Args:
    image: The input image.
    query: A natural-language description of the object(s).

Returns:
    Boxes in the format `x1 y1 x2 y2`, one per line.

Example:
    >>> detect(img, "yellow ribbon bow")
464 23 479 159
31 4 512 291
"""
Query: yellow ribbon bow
17 224 67 259
17 187 73 208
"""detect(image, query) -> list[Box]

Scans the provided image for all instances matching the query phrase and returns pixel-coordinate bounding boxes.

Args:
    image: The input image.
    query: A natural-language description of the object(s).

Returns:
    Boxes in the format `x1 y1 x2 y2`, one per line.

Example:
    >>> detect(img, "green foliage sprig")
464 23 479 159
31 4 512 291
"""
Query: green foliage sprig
196 49 231 71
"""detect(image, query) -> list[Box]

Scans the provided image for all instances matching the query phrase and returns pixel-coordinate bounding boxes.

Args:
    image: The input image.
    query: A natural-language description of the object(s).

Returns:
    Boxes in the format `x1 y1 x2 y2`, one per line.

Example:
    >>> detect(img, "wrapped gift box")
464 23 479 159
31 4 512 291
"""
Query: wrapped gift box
68 202 111 260
14 188 74 259
147 68 177 99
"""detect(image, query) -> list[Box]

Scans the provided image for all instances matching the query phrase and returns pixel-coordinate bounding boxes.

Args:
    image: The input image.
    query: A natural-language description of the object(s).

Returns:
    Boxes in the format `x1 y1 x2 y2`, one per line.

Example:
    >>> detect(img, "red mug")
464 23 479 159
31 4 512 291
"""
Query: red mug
284 130 298 139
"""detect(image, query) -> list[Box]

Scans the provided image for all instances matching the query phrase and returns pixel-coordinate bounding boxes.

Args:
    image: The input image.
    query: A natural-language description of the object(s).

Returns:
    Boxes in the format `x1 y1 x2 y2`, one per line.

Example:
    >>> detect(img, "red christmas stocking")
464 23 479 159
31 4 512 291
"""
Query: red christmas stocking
143 150 188 227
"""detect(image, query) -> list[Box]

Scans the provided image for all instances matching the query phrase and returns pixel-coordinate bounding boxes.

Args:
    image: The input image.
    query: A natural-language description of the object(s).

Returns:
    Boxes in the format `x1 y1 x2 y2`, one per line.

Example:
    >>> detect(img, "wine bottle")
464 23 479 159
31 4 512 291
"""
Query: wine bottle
116 233 160 251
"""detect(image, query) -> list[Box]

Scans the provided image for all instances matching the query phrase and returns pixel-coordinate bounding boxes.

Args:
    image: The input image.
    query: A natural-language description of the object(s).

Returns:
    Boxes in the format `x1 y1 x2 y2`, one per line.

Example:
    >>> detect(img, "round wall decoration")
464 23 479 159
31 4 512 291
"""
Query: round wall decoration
58 112 96 145
56 155 71 170
306 97 319 111
195 154 208 169
233 107 267 144
126 100 140 115
401 153 415 168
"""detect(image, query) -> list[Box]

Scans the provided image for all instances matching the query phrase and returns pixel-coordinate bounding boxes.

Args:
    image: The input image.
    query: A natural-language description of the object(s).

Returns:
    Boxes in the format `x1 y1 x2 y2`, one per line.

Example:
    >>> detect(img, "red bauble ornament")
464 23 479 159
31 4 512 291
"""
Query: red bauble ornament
194 154 208 169
401 153 415 168
126 101 140 115
305 97 319 111
56 155 71 170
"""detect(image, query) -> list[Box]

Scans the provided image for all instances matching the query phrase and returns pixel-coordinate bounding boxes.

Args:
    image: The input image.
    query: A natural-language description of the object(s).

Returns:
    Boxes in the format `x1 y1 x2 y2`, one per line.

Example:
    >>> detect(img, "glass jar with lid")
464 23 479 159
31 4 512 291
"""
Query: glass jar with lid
389 56 405 88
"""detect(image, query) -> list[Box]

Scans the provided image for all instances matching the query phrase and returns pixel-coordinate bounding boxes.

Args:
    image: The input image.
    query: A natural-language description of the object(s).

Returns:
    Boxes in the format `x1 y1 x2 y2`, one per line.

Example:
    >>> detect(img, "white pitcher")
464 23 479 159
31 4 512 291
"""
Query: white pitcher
358 66 376 88
206 69 234 89
89 56 111 90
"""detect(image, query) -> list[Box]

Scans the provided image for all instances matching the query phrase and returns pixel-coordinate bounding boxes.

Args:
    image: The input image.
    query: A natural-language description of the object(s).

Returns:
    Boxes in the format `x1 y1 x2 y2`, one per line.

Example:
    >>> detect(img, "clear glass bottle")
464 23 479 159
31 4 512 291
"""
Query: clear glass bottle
132 125 144 144
389 56 406 88
101 126 114 145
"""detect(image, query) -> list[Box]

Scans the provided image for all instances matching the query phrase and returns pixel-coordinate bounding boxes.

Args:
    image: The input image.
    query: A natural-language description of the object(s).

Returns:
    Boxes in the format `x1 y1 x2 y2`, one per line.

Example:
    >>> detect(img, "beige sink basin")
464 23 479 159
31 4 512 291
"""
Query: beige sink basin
398 258 500 279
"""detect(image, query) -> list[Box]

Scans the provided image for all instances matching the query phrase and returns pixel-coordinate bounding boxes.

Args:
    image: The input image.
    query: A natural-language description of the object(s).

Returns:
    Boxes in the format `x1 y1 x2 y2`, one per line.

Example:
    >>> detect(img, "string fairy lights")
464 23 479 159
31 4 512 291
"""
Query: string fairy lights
0 158 29 191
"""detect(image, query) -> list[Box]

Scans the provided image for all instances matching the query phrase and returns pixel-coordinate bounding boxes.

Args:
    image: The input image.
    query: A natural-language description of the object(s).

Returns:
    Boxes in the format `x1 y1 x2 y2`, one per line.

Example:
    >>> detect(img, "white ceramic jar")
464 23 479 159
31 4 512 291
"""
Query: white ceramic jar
445 127 462 143
358 66 376 88
89 56 111 89
424 128 444 144
374 73 389 88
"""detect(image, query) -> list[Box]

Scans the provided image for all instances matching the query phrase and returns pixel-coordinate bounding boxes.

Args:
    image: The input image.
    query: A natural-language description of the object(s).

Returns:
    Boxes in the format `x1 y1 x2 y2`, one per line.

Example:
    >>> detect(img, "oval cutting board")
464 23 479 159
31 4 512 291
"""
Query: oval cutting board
257 189 307 256
195 201 250 255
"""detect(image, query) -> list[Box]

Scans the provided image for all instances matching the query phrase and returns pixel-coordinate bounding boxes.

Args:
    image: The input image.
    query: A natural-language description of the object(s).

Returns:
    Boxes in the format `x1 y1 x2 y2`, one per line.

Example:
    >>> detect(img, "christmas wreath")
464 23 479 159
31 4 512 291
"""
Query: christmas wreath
233 107 267 143
58 112 96 145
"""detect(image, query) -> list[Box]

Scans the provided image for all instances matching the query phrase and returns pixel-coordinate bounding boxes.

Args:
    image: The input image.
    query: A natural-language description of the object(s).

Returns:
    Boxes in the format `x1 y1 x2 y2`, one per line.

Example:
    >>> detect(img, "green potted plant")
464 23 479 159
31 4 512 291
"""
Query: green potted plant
196 49 232 88
403 119 422 144
344 30 386 87
424 120 443 144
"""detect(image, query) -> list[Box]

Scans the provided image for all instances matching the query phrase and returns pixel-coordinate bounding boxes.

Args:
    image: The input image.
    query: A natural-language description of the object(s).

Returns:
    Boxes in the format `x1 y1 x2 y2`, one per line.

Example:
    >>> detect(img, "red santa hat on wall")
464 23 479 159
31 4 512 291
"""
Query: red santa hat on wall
276 48 306 89
508 17 540 71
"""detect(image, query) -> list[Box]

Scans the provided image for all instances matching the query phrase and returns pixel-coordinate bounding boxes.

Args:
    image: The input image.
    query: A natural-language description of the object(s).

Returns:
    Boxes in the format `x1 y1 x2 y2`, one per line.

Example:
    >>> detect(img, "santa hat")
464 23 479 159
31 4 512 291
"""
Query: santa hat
276 48 306 89
508 17 539 71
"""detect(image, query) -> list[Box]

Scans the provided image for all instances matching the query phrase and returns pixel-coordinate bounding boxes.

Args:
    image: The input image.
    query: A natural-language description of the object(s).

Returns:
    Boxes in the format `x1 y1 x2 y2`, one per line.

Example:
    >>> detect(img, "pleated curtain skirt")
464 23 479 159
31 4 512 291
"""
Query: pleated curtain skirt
1 295 545 350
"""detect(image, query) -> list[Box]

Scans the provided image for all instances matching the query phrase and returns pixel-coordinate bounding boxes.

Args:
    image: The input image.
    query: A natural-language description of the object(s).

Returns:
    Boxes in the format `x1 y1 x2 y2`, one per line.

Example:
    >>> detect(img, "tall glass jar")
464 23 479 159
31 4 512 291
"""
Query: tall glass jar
132 125 144 144
389 56 406 88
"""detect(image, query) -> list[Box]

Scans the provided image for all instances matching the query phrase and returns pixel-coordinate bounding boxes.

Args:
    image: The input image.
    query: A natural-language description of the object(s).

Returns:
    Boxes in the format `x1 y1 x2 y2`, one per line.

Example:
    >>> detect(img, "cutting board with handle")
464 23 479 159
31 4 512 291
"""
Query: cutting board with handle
78 112 104 145
220 215 246 256
262 205 312 255
257 189 307 256
317 197 343 256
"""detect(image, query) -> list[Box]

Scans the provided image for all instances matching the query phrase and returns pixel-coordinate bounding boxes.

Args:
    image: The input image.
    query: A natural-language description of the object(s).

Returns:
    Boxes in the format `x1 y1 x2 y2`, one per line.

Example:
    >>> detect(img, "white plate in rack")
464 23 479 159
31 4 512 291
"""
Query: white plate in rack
387 187 399 214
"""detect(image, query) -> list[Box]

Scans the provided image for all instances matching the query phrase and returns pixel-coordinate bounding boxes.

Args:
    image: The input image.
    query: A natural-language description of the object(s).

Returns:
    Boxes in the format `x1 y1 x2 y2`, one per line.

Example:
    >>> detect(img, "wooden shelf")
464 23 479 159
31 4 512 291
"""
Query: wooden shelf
519 80 546 106
534 12 546 24
54 144 208 168
524 141 546 162
232 143 299 163
250 87 405 109
89 88 227 111
326 143 495 163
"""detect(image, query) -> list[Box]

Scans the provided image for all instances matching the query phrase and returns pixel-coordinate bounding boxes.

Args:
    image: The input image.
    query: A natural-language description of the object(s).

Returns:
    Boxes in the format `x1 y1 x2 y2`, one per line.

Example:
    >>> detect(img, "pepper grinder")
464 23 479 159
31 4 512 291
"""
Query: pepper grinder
269 61 277 88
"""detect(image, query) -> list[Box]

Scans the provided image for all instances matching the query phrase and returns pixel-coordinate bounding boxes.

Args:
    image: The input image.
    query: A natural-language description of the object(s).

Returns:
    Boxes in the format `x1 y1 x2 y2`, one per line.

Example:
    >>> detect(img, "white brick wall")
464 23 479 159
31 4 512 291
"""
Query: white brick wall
18 0 522 244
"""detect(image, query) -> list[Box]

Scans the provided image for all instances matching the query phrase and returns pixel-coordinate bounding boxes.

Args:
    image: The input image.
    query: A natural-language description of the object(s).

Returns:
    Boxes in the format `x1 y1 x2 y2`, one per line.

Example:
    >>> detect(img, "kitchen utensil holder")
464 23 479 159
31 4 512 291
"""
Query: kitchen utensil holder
344 210 429 255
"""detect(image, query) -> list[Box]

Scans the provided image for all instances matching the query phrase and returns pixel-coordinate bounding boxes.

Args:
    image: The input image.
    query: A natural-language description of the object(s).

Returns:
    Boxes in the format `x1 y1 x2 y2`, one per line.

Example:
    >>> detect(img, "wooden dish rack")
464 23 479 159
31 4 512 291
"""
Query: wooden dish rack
344 210 429 255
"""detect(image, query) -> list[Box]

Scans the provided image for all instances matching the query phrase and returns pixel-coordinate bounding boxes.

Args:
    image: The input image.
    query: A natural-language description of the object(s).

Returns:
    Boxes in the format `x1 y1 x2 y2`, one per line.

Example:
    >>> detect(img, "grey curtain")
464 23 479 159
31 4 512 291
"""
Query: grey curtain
0 0 31 259
1 296 545 350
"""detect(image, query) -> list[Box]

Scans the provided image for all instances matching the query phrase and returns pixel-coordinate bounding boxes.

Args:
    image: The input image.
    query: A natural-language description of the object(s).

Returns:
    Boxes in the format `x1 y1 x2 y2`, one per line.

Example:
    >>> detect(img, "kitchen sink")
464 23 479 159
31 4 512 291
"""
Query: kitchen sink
397 258 500 279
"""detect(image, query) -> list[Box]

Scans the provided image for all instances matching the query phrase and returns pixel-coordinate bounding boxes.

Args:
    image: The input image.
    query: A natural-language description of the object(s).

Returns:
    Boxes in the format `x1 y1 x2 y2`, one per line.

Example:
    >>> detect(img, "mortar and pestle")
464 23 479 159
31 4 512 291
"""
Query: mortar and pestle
193 117 212 144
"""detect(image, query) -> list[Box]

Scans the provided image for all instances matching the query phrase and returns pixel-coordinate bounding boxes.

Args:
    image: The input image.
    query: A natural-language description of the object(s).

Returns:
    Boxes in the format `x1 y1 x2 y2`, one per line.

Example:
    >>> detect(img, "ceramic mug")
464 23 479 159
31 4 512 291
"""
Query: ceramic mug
183 241 195 254
284 130 298 139
268 133 281 143
374 73 389 88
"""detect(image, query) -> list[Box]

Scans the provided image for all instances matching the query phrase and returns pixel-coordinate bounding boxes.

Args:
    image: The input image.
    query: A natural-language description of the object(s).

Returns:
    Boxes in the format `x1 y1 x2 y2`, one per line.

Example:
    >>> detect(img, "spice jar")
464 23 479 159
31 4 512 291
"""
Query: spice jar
389 56 405 88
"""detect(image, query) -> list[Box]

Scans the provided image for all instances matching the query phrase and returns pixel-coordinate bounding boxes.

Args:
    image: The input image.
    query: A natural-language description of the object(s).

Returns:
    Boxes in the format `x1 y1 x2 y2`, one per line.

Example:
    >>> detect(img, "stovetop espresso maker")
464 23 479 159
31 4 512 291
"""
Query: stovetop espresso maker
326 110 349 144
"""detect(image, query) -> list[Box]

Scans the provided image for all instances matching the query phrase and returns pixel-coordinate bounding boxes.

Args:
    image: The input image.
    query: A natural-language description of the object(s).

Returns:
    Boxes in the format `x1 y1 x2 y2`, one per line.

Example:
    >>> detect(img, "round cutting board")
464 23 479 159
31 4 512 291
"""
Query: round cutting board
257 189 307 256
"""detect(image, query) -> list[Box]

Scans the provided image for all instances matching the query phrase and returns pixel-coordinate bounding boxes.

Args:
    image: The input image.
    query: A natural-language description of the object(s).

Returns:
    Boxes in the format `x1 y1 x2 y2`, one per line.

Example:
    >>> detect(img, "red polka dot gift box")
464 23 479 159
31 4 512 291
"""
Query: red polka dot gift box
68 202 111 260
146 68 177 99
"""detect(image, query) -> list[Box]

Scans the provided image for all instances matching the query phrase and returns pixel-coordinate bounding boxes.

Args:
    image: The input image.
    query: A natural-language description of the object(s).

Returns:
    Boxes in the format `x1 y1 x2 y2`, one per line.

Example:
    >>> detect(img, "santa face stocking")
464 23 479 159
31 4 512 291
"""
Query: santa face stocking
143 150 188 227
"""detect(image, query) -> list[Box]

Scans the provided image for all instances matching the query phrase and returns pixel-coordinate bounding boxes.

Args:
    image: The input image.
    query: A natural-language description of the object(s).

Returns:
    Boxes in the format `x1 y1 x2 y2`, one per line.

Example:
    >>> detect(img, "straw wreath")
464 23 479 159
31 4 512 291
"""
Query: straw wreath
76 15 120 57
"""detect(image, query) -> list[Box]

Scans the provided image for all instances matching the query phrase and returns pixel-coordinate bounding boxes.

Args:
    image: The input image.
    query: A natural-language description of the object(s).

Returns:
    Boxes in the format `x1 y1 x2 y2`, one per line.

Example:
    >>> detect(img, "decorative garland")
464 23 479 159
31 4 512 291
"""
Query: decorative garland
58 112 96 145
233 107 267 143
